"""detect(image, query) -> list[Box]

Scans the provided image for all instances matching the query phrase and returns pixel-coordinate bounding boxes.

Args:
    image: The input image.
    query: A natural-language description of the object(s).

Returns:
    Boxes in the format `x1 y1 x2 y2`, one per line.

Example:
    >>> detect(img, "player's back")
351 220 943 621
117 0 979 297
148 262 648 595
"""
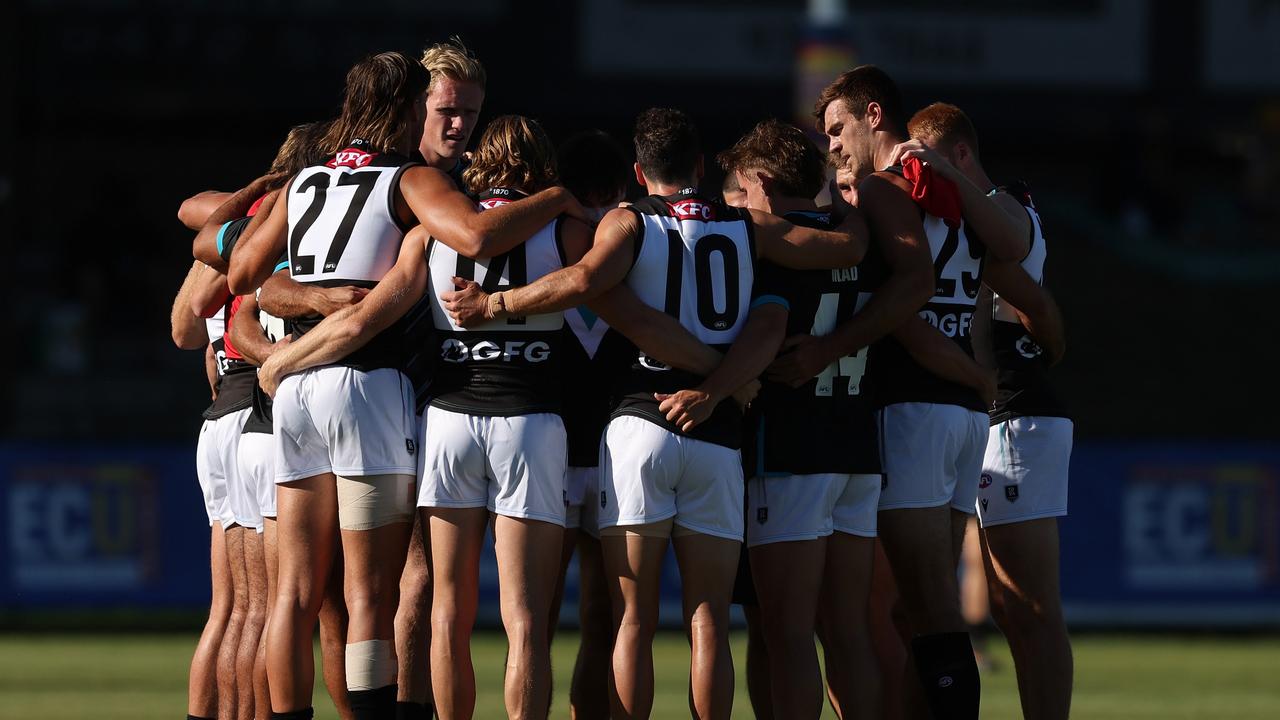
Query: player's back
425 187 568 416
613 187 755 448
285 138 417 370
867 166 987 412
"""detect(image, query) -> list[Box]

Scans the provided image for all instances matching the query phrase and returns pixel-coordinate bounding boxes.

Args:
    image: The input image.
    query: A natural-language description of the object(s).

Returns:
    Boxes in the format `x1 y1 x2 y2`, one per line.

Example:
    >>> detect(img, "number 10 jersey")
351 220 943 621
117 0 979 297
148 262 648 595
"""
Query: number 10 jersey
611 188 755 449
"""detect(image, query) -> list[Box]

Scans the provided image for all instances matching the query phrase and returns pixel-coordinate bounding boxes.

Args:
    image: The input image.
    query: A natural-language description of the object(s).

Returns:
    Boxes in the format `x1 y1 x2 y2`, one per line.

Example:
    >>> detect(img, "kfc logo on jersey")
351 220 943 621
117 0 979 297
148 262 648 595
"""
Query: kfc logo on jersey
479 198 512 210
669 199 716 222
330 149 375 169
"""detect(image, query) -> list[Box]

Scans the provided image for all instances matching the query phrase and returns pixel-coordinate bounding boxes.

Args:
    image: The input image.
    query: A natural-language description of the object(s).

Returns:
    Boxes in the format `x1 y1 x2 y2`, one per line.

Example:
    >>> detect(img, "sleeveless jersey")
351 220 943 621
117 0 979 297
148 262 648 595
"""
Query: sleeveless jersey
426 188 568 416
204 297 255 420
242 293 287 436
867 166 986 412
989 187 1069 423
286 139 417 371
611 188 756 449
744 210 885 477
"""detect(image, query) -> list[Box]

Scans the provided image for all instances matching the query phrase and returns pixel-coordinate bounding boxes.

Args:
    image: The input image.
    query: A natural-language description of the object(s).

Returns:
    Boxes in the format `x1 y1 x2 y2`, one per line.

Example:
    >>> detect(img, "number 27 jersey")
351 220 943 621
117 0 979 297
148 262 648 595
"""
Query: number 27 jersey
285 139 417 371
611 188 755 449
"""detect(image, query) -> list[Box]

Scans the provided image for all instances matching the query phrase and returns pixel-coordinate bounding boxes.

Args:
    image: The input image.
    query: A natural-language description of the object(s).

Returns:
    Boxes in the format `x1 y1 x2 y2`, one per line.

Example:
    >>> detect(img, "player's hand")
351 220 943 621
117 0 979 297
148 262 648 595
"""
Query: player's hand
261 334 293 362
441 277 492 327
259 354 285 398
732 379 760 410
654 389 718 432
885 139 957 179
312 285 369 316
978 368 997 409
766 334 833 388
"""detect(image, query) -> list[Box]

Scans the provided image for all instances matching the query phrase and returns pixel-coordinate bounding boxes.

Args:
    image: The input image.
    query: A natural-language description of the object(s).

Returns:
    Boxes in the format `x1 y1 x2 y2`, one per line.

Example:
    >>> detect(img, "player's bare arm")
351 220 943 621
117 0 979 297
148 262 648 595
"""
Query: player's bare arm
258 229 430 396
192 176 282 272
171 261 211 350
258 270 369 320
398 165 589 259
443 206 638 326
203 344 218 401
226 293 289 367
178 190 233 231
750 206 868 270
766 174 933 387
187 263 231 319
588 285 724 375
895 314 996 406
226 178 292 295
887 138 1031 261
656 303 788 431
984 256 1067 365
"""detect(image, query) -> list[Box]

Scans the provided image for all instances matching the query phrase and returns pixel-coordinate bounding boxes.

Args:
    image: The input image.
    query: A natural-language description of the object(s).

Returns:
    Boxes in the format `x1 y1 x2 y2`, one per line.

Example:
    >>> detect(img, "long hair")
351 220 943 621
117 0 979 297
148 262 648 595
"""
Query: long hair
267 120 334 188
463 115 558 195
320 52 430 156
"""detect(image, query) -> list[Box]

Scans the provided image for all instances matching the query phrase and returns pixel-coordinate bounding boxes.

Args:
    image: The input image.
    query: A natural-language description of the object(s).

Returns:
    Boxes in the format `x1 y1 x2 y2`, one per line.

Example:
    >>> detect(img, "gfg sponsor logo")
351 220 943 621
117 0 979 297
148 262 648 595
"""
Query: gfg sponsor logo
441 338 551 363
919 309 973 338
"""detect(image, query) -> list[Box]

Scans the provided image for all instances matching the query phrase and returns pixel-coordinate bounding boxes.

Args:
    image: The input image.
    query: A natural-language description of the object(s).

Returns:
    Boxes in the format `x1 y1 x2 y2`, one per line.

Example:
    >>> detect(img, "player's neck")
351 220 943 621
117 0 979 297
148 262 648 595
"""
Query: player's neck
965 164 996 193
763 195 817 216
872 132 906 174
420 148 459 173
646 178 698 196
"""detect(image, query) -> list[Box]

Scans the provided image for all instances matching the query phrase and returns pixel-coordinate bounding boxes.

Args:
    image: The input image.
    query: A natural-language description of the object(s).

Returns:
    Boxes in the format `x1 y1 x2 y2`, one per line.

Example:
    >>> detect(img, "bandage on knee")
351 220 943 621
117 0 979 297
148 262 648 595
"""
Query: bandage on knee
599 517 674 538
336 474 415 530
345 639 397 691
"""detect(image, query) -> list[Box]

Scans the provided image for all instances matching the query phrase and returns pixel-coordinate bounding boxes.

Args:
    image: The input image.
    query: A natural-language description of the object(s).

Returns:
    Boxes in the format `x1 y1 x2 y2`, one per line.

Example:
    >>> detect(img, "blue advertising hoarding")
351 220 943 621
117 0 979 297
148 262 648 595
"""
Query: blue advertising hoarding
2 442 1277 627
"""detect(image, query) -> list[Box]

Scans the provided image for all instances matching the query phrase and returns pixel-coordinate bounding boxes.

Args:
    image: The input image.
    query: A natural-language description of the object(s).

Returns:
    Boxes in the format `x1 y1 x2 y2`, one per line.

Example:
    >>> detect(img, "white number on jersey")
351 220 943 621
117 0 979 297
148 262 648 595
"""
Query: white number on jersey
927 217 984 305
810 292 868 396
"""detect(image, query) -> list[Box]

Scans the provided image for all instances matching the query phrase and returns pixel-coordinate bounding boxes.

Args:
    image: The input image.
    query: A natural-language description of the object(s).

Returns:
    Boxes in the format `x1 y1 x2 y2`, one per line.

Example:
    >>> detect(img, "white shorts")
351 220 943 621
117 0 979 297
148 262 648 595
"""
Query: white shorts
565 465 599 534
417 406 568 526
877 402 988 514
196 417 238 529
273 366 417 483
746 473 881 547
599 415 744 541
237 431 277 525
978 416 1073 528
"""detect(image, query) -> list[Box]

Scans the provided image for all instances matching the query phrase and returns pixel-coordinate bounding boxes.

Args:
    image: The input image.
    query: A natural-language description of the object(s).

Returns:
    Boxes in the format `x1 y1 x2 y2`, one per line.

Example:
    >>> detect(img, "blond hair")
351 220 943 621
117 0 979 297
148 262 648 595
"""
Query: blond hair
421 37 486 94
463 115 558 195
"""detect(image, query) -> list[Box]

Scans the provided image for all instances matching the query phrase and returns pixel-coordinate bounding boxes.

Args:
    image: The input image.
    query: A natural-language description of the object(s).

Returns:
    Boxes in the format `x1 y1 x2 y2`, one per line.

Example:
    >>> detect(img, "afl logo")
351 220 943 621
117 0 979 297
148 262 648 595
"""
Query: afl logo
938 676 954 688
1016 334 1042 359
979 473 992 489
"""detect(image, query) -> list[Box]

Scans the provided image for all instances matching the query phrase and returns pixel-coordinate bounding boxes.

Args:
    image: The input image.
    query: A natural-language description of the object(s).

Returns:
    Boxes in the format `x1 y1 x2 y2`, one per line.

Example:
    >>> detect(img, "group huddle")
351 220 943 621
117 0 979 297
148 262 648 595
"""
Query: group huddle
171 38 1072 720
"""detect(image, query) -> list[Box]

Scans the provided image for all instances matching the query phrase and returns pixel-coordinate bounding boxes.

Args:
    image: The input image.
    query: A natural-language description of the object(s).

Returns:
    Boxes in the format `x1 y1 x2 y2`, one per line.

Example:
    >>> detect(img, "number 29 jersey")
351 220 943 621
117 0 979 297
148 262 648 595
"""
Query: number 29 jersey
286 138 418 371
867 167 987 412
611 188 755 449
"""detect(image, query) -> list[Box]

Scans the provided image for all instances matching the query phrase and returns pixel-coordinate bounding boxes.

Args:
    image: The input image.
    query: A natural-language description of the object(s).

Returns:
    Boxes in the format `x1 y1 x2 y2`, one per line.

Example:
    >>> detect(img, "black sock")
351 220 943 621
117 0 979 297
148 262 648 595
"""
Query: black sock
395 700 432 720
269 710 314 720
349 684 398 720
911 631 981 720
187 715 216 720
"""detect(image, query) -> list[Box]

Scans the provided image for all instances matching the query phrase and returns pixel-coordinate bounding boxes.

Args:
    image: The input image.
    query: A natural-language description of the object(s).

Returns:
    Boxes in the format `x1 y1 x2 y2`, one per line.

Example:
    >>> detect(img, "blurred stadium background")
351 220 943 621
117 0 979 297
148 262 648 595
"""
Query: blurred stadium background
2 0 1278 717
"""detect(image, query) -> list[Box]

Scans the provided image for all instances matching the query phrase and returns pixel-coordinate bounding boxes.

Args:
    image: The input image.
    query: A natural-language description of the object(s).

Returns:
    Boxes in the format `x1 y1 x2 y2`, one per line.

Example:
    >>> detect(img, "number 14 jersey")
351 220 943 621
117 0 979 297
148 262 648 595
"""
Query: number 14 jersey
745 210 886 477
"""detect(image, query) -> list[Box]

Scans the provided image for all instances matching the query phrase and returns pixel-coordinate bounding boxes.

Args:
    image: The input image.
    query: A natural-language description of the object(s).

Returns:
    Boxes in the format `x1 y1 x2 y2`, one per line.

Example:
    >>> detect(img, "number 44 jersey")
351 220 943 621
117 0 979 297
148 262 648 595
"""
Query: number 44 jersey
612 188 756 449
745 210 887 477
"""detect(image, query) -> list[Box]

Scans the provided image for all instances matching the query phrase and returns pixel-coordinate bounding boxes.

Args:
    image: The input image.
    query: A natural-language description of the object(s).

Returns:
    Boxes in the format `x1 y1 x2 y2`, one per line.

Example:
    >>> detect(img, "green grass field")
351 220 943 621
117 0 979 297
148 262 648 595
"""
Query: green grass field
2 632 1278 719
